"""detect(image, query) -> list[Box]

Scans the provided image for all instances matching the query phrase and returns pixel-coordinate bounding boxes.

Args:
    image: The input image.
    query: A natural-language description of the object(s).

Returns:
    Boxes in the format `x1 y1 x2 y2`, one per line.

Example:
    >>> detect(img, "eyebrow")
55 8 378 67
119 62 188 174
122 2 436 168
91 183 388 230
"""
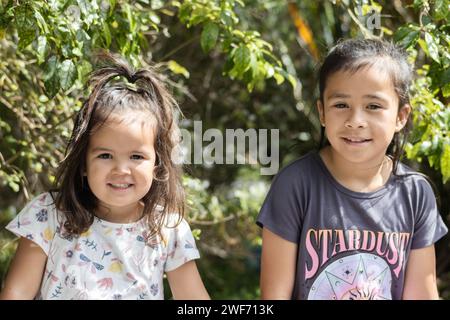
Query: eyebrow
363 94 388 103
327 93 350 100
327 93 388 103
91 147 149 154
91 147 113 153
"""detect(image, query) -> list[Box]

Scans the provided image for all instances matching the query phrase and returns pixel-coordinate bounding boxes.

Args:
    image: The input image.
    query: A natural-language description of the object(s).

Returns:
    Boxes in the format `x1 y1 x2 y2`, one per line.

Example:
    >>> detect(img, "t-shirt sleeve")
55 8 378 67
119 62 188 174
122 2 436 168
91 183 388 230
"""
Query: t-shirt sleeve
256 163 303 243
163 217 200 272
5 192 58 255
411 179 448 249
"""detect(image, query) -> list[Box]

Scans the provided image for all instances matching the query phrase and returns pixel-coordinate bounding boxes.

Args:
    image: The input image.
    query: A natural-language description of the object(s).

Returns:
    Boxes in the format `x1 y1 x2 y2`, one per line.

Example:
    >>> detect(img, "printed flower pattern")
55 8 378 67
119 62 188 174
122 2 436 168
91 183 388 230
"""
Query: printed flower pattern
6 193 200 300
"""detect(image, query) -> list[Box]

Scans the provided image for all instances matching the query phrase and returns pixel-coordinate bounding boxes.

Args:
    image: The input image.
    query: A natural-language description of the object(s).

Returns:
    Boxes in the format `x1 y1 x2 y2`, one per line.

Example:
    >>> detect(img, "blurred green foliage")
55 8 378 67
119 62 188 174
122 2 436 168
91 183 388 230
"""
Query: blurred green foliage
1 0 449 299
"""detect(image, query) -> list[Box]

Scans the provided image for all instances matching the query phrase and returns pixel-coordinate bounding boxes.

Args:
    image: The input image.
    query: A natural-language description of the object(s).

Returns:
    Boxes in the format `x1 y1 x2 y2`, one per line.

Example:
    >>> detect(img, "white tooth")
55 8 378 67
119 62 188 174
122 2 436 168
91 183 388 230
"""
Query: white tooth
111 184 129 188
348 138 364 142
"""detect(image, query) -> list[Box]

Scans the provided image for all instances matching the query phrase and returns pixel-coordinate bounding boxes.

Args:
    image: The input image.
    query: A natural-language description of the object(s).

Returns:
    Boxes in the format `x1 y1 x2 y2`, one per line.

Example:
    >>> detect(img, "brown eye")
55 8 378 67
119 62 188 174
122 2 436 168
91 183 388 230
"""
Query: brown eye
98 153 112 159
334 103 348 109
367 104 381 110
131 154 144 160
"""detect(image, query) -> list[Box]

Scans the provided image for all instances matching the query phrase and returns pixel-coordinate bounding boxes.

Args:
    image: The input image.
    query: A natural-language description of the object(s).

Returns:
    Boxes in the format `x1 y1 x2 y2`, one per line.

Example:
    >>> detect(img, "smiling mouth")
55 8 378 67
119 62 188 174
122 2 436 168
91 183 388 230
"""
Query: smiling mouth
342 137 372 144
107 183 134 189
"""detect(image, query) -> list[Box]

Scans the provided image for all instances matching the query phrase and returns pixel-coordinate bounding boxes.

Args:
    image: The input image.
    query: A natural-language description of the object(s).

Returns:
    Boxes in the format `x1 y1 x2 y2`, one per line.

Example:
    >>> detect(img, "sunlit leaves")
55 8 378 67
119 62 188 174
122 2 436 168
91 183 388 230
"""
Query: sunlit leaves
15 3 37 49
201 22 219 53
59 59 77 91
167 60 190 79
177 0 294 91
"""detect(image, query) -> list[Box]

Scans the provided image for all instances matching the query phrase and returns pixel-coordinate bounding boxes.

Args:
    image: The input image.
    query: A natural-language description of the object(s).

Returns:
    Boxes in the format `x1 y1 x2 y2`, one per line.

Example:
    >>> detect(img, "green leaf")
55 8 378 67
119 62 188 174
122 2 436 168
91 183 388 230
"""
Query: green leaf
8 180 20 192
148 12 160 25
273 72 284 85
441 143 450 183
220 10 233 26
36 36 47 65
124 3 136 33
103 21 111 47
77 60 92 82
16 3 37 49
440 67 450 94
58 59 77 91
394 26 419 48
287 74 297 89
72 47 83 57
250 53 259 78
433 0 449 20
167 60 190 79
76 0 89 16
44 72 60 98
424 32 440 63
34 10 49 34
178 3 191 24
201 22 219 53
43 56 58 81
233 45 251 74
0 0 14 31
442 83 450 97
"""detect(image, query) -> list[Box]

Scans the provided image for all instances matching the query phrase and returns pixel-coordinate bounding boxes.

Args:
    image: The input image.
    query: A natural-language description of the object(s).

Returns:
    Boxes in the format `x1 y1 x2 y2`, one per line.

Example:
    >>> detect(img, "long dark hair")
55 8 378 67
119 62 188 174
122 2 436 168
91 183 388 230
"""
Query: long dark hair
52 51 184 239
317 38 413 174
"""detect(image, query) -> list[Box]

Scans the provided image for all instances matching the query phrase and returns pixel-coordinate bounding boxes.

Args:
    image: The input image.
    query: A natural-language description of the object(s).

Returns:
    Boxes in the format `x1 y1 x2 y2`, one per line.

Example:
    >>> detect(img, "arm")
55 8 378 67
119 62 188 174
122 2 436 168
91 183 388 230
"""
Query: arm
260 227 298 299
0 237 47 300
402 245 439 300
166 260 210 299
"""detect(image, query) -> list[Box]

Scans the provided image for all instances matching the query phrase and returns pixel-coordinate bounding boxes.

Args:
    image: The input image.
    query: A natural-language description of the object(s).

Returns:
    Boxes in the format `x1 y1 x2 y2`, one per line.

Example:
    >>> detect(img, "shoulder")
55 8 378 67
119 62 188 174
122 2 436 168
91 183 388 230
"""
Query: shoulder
162 213 190 232
19 192 59 218
159 213 197 252
5 192 62 254
160 213 195 242
273 151 320 185
8 191 65 230
394 162 435 195
393 162 437 213
32 192 57 207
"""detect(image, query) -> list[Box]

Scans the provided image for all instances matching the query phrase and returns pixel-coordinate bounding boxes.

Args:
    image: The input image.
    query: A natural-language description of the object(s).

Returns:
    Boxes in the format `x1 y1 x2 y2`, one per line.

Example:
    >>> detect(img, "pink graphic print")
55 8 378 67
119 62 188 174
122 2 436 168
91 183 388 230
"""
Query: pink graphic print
307 253 392 300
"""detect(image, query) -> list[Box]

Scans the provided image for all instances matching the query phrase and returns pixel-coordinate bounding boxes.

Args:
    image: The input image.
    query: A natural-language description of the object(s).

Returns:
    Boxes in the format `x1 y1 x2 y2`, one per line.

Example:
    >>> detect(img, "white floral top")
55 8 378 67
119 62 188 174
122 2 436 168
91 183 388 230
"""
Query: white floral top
6 192 200 300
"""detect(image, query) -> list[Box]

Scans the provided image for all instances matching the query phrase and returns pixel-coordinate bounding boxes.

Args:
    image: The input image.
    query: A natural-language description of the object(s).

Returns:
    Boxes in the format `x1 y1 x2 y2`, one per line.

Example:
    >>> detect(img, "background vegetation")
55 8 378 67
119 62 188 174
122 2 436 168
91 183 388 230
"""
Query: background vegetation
1 0 449 299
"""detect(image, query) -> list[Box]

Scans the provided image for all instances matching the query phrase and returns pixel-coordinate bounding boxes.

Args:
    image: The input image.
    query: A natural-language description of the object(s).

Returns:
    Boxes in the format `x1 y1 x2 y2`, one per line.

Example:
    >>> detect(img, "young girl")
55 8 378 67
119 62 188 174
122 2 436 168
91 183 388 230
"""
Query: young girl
0 52 209 300
257 39 448 300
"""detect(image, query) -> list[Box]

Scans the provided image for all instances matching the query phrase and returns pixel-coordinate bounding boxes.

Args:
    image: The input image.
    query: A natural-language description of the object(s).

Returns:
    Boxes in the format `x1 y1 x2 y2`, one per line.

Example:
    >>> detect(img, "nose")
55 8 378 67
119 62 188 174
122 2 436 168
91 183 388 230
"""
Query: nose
344 109 367 129
111 159 131 175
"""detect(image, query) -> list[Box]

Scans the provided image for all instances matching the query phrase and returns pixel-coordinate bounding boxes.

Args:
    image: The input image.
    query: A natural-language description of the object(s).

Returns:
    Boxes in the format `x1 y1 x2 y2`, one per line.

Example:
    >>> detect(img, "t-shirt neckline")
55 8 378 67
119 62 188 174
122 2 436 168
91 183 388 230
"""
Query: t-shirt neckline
94 215 148 228
313 151 396 199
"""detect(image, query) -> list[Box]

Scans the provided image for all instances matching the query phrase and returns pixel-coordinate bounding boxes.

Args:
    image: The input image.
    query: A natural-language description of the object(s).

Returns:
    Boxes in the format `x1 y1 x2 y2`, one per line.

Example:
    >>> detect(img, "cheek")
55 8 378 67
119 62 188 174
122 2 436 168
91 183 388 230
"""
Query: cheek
86 160 109 179
377 115 398 134
323 120 340 137
135 163 155 181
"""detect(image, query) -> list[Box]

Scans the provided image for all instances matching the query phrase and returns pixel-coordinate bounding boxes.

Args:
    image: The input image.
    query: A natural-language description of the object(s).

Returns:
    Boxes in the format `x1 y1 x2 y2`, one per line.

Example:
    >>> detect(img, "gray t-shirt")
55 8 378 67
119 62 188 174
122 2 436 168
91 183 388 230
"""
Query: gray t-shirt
257 151 448 300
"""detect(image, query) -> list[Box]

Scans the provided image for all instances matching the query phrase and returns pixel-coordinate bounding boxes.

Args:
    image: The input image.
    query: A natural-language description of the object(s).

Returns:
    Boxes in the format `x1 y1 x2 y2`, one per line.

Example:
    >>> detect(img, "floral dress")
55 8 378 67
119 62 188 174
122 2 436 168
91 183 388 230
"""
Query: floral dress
6 192 200 300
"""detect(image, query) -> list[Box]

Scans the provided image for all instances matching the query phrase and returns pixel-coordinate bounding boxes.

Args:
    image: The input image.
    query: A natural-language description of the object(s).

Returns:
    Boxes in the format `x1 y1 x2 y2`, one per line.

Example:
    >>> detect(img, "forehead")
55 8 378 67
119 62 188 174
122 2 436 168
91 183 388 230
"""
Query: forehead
89 112 156 149
324 64 398 102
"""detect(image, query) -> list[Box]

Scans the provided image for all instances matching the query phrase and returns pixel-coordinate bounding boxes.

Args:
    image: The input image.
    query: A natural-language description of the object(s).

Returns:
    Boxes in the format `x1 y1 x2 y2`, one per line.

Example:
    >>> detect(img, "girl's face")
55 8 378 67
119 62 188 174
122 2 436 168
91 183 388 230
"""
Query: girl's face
317 65 410 167
85 113 156 222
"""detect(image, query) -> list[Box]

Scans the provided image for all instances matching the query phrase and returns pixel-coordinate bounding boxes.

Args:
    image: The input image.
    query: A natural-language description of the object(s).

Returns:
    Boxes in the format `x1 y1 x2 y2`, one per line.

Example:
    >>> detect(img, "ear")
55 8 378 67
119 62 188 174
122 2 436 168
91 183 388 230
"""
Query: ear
395 104 411 132
316 100 325 127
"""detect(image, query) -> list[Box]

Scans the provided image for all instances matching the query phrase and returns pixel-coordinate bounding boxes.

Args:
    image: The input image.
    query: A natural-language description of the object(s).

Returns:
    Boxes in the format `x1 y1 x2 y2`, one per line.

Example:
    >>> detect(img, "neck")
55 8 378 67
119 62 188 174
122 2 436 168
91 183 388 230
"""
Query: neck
320 146 392 193
95 202 144 224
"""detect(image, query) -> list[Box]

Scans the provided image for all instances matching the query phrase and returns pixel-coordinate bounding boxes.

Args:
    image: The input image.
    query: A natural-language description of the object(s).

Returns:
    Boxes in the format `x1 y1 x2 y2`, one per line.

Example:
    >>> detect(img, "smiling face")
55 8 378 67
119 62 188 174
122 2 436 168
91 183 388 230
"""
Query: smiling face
85 113 157 222
317 64 410 167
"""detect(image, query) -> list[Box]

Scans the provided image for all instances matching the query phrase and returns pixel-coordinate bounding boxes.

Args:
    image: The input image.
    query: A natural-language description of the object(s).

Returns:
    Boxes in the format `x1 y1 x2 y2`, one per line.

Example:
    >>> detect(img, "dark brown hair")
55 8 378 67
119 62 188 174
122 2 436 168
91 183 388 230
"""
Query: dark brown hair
52 51 184 239
317 38 413 174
